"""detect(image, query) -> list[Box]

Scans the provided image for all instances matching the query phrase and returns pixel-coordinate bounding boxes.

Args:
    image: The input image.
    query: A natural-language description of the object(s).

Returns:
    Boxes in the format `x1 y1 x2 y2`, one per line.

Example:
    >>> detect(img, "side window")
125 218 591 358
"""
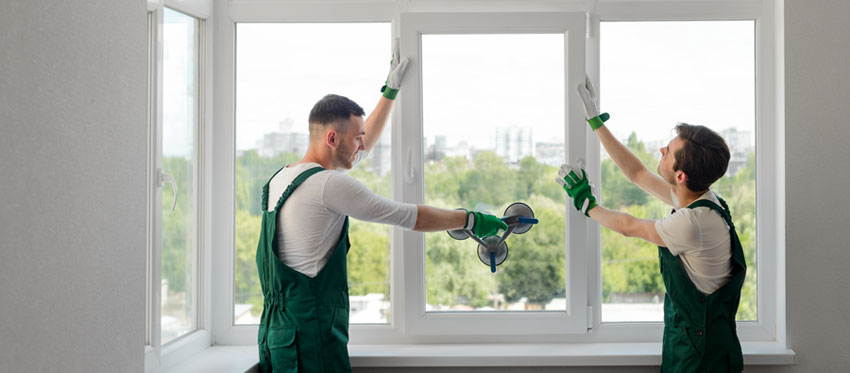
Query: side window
160 6 201 344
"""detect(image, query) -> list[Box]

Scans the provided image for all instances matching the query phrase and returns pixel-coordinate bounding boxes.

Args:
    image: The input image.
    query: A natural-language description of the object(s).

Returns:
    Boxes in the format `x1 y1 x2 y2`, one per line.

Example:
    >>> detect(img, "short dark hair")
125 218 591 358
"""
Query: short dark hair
673 122 731 192
308 94 365 136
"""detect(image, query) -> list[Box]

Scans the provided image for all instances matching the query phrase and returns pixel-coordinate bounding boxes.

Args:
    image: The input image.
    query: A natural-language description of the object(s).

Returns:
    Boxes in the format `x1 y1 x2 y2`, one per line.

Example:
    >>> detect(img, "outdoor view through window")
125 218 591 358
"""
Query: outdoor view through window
422 34 568 312
230 21 757 325
161 8 198 344
234 23 393 324
600 21 757 322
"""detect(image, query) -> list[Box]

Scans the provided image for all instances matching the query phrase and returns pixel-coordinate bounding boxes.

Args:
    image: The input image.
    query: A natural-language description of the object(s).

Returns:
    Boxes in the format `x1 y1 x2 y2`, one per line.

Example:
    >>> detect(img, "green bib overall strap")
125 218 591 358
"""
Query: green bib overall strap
658 196 747 372
256 166 353 373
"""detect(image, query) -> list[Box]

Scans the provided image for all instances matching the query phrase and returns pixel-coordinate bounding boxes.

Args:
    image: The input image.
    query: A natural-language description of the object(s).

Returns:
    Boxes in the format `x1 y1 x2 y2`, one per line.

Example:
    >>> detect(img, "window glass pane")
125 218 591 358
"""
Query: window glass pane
600 21 756 322
235 23 391 324
422 34 567 312
161 7 198 344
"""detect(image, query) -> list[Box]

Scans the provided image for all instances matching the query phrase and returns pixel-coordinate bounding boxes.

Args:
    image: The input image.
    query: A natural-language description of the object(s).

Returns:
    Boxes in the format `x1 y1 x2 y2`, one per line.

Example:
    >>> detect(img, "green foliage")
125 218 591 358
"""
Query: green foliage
223 134 758 320
600 132 658 210
497 195 566 305
161 156 194 297
425 228 497 308
347 220 391 297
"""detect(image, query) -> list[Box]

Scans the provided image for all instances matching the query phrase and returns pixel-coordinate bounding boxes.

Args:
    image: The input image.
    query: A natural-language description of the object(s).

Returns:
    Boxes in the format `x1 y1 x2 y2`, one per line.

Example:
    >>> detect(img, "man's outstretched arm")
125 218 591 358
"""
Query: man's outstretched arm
587 206 665 247
557 163 665 246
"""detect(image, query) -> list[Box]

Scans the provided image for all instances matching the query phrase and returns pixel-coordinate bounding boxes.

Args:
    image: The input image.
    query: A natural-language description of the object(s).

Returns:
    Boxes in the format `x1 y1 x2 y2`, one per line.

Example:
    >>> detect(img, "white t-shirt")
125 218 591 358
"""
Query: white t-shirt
654 190 733 295
267 151 418 277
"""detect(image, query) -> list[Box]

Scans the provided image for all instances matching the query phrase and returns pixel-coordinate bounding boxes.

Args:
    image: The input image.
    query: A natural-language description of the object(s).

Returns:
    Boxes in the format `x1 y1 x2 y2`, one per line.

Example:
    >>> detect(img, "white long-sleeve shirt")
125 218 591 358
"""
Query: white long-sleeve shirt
267 151 418 277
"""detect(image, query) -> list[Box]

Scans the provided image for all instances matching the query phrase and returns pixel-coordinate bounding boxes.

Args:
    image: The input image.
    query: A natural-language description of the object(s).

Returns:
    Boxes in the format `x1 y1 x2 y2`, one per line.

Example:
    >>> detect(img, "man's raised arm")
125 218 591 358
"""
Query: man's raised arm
576 76 674 207
363 38 409 152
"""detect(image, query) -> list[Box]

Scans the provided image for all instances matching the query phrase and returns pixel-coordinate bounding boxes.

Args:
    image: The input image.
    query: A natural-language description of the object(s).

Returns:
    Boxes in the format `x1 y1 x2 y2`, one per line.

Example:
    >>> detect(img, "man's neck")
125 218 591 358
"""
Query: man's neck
673 185 707 209
294 147 334 170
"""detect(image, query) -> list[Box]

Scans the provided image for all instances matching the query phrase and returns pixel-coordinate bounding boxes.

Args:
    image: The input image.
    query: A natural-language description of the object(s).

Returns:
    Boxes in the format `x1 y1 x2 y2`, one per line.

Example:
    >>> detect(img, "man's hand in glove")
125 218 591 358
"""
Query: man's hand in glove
381 38 410 100
576 75 610 130
463 210 508 238
556 162 599 217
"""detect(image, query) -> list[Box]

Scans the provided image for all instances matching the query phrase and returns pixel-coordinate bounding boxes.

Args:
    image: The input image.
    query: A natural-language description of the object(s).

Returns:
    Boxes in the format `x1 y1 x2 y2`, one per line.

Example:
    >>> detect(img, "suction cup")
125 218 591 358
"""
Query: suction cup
447 228 469 240
477 236 509 272
503 202 535 234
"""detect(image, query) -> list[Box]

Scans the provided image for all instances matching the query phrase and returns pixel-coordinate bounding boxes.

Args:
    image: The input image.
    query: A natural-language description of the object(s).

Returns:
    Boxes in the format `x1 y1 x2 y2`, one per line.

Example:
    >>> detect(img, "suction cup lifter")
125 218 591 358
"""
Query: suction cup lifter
446 202 539 273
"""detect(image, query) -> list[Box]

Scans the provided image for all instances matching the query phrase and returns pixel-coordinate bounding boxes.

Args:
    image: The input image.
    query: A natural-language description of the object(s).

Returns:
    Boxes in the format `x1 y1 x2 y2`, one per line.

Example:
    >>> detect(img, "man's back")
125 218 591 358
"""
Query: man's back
655 190 733 294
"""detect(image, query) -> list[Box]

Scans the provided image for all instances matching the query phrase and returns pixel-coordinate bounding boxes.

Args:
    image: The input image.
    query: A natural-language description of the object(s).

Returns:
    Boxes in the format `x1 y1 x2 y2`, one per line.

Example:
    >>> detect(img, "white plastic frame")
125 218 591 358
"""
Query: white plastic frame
583 0 784 346
210 0 787 358
398 12 590 337
145 1 214 371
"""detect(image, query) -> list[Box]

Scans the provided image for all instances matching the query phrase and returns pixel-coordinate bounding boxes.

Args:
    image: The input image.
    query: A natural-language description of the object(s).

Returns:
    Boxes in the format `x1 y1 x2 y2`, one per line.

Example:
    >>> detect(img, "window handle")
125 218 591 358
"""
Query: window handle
158 168 178 212
405 147 415 184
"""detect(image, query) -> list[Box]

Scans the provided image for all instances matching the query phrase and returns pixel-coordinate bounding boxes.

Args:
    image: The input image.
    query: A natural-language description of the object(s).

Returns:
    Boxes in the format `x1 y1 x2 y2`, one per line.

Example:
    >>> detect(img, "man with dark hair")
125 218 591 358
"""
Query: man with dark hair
558 77 746 372
256 43 507 372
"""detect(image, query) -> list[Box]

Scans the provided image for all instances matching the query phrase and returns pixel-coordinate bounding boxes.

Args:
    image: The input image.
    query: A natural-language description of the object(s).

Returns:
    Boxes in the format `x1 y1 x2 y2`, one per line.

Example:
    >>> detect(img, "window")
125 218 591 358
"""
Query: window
213 0 784 352
146 3 209 369
598 21 757 323
399 12 590 335
421 33 568 312
160 7 201 343
233 23 392 325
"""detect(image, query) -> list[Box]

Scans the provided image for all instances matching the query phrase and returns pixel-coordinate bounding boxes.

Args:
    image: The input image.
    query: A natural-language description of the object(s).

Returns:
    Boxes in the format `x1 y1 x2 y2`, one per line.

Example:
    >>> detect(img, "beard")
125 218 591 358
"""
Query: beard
658 163 676 185
336 142 356 170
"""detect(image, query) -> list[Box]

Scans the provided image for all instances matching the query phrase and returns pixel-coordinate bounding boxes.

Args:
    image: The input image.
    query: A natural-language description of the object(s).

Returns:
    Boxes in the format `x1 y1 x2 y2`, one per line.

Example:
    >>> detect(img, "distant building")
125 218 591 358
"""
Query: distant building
368 133 392 176
256 118 309 158
720 127 754 176
534 141 565 167
492 127 533 163
425 135 472 161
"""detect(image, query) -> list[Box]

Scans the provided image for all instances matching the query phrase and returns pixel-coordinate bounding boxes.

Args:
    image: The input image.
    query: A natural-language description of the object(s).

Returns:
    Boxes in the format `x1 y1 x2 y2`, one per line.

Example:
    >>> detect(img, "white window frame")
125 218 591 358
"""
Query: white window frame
211 0 788 360
146 1 214 371
211 2 400 346
398 12 590 337
583 0 783 345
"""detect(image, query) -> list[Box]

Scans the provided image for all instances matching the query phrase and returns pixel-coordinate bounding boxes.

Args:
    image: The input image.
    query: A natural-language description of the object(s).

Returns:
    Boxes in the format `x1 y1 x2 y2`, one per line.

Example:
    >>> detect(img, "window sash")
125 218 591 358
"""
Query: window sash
146 2 211 371
398 11 590 336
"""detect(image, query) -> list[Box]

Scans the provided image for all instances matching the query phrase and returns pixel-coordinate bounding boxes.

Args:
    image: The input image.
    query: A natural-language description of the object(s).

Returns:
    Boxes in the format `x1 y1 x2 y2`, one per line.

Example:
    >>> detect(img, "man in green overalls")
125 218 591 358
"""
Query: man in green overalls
556 76 746 372
256 42 508 372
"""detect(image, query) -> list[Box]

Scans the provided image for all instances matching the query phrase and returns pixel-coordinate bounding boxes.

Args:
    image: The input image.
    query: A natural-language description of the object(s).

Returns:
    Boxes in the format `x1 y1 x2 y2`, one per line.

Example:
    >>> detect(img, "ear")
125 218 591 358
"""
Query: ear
676 170 688 185
325 129 338 149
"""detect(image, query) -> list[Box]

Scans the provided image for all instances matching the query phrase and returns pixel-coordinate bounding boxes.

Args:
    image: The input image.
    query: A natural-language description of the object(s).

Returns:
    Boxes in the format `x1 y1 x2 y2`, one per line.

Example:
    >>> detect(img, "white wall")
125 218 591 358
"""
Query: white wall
775 0 850 370
0 1 147 372
2 0 848 371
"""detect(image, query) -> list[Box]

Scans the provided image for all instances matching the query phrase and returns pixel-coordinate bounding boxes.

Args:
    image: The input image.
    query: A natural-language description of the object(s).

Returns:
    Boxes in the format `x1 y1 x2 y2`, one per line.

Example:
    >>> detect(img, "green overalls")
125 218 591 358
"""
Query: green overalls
257 166 352 373
659 196 746 372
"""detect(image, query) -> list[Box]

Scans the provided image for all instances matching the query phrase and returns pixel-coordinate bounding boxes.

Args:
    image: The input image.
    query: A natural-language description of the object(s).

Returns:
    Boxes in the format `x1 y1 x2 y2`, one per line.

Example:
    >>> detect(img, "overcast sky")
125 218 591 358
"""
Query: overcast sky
164 20 755 155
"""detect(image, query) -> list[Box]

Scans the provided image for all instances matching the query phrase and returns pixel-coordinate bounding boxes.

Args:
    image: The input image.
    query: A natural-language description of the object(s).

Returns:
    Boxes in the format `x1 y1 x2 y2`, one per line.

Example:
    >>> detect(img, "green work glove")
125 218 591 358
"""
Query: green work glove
381 38 409 100
576 74 610 130
464 210 508 238
556 162 598 217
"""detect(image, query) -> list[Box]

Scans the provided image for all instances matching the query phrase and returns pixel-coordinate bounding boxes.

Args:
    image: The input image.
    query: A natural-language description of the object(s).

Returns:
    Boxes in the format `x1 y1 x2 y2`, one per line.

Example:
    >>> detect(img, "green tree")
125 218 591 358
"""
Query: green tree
161 156 193 298
497 195 566 307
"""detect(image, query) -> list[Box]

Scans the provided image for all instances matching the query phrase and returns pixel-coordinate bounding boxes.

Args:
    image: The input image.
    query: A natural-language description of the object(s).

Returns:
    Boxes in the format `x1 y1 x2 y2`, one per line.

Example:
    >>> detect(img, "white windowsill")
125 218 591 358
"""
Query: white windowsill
163 342 795 372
